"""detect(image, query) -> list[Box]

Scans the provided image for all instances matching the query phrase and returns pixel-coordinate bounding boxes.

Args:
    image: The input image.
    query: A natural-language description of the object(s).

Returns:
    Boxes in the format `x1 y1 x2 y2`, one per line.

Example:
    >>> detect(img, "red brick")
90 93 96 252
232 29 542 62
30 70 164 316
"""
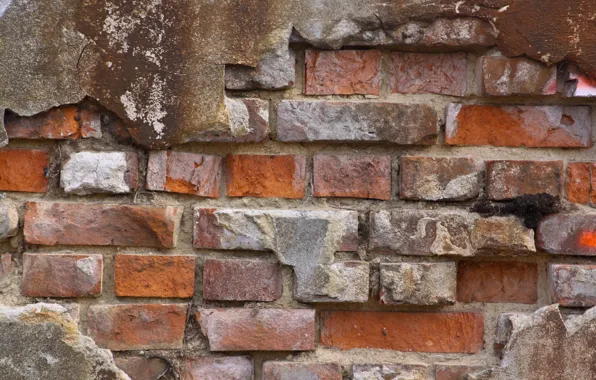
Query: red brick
486 160 563 200
538 214 596 256
548 264 596 307
313 155 391 200
435 364 486 380
305 50 381 95
115 254 195 298
147 151 222 198
481 56 557 96
0 254 13 279
24 202 182 248
4 106 80 139
226 155 306 198
457 261 538 304
203 258 281 301
399 156 481 201
197 308 315 351
391 52 467 96
0 149 49 193
446 104 592 148
115 357 170 380
182 357 253 380
263 362 341 380
22 253 103 297
320 311 484 353
88 304 187 350
566 162 596 204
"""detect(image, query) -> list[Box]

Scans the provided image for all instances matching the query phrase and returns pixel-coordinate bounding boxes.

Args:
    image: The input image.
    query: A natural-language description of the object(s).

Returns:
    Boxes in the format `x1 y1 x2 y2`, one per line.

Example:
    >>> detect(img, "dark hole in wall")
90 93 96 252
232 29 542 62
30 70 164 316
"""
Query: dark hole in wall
470 193 560 229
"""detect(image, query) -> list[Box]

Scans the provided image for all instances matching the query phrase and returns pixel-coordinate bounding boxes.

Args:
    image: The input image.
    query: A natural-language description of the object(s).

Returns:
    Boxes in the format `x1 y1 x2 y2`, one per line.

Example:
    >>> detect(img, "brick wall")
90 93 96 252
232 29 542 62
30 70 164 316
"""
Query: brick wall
1 42 596 379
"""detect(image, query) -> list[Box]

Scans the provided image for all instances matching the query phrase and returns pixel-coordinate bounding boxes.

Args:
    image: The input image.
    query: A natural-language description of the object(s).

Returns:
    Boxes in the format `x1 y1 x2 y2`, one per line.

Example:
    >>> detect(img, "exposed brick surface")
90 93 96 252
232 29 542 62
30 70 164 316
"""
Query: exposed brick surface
305 50 381 95
471 216 536 253
353 364 431 380
435 364 486 380
197 308 315 351
538 214 596 256
226 155 306 198
115 357 170 380
446 104 592 148
481 56 557 96
277 101 438 145
0 149 49 193
548 264 596 307
457 261 538 304
0 254 13 279
486 160 563 200
182 357 254 380
88 304 187 350
203 258 281 301
114 254 195 298
313 155 391 200
4 106 80 140
21 253 103 297
24 202 182 248
147 151 222 197
262 362 342 380
320 311 484 353
566 162 596 204
399 156 481 201
391 52 467 96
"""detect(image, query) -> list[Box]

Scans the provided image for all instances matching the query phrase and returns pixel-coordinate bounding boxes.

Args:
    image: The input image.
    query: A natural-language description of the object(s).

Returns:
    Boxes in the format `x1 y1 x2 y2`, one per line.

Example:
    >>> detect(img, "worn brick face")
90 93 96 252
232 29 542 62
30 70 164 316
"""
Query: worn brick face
538 214 596 256
4 106 80 140
114 254 195 298
435 364 486 380
22 253 103 297
203 258 281 301
481 56 557 96
24 202 182 248
0 149 49 193
548 264 596 306
305 50 381 95
313 155 391 200
320 311 484 353
486 160 563 200
182 357 254 380
226 155 306 198
566 162 596 204
391 52 467 96
88 304 187 350
353 364 431 380
263 362 342 380
115 357 170 380
457 261 538 304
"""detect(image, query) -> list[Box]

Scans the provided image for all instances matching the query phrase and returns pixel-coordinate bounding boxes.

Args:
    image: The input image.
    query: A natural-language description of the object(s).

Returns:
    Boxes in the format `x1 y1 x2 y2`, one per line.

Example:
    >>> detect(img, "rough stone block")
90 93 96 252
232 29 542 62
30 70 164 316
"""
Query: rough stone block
88 304 187 350
226 50 295 90
0 203 18 242
548 264 596 307
24 202 182 248
353 364 431 380
391 52 467 96
399 156 481 201
182 356 254 380
277 101 438 145
22 253 103 297
320 311 484 353
486 160 563 200
313 155 391 200
4 106 81 140
61 151 139 195
197 308 315 351
147 151 222 197
446 104 592 148
538 214 596 256
380 262 457 305
263 362 341 380
0 148 49 193
481 56 557 96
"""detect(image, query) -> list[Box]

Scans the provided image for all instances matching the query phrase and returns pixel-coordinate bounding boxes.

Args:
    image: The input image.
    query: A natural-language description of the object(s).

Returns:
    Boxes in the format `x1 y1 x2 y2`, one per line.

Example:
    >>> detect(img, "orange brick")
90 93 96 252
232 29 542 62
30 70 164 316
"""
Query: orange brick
320 311 484 353
114 254 195 298
0 149 49 192
226 155 306 198
567 162 595 204
5 106 80 140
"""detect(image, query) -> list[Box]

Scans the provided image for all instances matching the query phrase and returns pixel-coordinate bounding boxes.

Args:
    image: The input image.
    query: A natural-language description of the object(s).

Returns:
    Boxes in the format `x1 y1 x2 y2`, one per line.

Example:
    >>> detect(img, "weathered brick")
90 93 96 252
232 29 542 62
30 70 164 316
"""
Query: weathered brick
353 364 431 380
538 214 596 256
4 106 80 140
566 162 596 205
88 304 187 350
226 50 295 90
548 264 596 307
457 261 538 304
471 216 536 253
115 254 195 298
380 262 457 305
486 160 563 200
313 155 391 200
320 311 484 353
22 253 103 297
79 107 103 138
226 155 306 198
391 52 467 96
305 50 381 95
277 101 438 145
147 151 222 197
24 202 182 248
197 98 269 143
197 308 315 351
481 56 557 96
0 149 49 193
0 254 13 279
203 258 281 301
0 204 18 241
263 362 341 380
435 364 486 380
446 104 592 148
61 151 139 195
399 156 480 201
115 357 170 380
182 357 254 380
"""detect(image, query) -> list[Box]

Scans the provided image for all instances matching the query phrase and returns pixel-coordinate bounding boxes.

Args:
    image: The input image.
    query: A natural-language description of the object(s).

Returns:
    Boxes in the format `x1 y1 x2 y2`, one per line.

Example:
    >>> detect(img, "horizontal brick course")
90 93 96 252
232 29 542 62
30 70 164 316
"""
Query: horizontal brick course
0 149 49 193
4 106 80 140
481 56 557 96
486 160 563 200
548 264 596 306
